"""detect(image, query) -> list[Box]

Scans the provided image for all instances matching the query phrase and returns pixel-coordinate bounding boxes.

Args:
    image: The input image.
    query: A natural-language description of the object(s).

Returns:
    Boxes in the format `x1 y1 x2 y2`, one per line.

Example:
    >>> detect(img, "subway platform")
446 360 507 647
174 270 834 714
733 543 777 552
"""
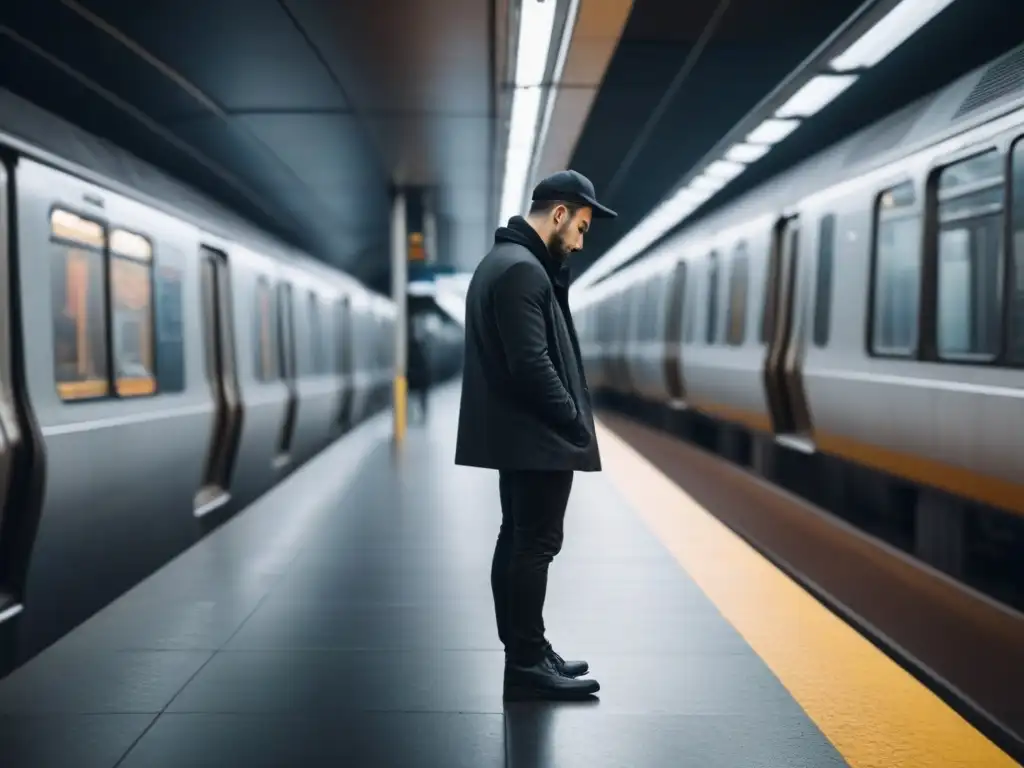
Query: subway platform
0 382 1014 767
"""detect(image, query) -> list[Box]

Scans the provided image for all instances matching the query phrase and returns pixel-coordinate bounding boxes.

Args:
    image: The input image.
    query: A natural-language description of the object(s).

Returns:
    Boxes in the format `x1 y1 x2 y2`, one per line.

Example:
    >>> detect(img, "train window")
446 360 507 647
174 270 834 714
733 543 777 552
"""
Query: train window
1009 140 1024 364
320 301 335 374
725 244 749 346
664 260 687 345
307 292 327 375
871 181 921 356
380 316 392 369
684 268 699 343
277 282 295 380
813 214 836 347
935 150 1004 360
109 229 156 397
641 279 659 341
759 269 770 344
254 279 277 381
154 260 185 393
622 287 635 342
705 251 720 344
50 209 110 400
337 296 354 376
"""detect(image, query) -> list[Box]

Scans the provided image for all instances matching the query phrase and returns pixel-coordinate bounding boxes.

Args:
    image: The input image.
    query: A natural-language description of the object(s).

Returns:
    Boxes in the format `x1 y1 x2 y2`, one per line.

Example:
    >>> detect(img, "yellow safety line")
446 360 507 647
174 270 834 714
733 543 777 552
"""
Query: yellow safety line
393 375 407 443
595 421 1019 768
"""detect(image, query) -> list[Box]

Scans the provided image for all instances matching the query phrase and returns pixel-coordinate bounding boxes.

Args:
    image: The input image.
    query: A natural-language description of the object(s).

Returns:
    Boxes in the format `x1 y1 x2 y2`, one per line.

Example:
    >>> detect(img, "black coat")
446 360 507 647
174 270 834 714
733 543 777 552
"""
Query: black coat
454 217 601 472
406 332 431 390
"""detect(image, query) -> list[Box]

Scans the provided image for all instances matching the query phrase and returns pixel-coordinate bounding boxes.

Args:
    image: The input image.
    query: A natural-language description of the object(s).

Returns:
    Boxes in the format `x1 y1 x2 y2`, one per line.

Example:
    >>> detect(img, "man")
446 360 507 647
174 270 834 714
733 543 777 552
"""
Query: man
406 316 432 422
455 169 616 700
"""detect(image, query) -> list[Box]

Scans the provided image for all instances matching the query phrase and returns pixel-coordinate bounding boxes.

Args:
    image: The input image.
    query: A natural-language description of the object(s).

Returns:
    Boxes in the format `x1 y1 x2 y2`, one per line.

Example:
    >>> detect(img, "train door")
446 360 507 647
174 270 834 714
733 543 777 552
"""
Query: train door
662 259 688 402
334 296 352 430
194 245 243 516
763 216 814 446
619 285 639 393
275 281 298 465
0 162 37 614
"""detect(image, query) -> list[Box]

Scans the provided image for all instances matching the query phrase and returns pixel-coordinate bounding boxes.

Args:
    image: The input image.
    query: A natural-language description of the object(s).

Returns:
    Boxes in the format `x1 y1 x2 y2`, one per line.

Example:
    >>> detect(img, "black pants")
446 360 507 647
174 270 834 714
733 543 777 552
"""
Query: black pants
491 469 574 666
409 385 429 421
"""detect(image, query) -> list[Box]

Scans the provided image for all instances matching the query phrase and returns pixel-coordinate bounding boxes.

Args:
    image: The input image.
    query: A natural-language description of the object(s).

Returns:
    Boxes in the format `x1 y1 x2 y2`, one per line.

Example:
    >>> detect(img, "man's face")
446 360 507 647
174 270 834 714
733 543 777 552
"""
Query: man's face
547 205 592 259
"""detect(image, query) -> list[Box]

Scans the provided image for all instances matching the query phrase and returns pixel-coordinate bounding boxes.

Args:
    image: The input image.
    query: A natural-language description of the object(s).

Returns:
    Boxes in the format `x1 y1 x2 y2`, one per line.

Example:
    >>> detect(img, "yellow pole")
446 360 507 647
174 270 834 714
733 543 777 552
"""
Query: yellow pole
393 374 407 442
391 189 408 444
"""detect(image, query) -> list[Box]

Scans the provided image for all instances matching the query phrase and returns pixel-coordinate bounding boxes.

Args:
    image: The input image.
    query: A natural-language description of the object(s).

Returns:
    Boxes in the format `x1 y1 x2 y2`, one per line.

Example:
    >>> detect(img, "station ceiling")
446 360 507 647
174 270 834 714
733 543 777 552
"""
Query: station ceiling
568 0 1024 283
0 0 502 294
1 0 1019 295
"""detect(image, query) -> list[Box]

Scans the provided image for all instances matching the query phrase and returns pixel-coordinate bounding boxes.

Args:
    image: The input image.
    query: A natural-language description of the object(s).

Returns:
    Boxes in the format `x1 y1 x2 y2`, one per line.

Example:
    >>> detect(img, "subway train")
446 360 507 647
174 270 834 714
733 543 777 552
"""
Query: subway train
572 44 1024 584
0 87 400 670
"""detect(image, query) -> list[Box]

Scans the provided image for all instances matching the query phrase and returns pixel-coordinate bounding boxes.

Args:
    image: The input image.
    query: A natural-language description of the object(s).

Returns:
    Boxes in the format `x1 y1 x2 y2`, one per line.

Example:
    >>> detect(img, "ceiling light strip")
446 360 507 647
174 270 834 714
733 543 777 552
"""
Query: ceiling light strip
530 0 582 194
498 0 559 225
571 0 959 296
774 74 858 119
830 0 959 71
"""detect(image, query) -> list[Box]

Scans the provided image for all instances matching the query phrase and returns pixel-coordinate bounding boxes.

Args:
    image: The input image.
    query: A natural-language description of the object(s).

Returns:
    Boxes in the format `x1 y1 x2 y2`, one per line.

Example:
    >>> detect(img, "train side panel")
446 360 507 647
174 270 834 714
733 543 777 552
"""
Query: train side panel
219 244 291 508
627 267 673 402
12 158 212 657
347 302 378 424
802 146 1024 515
581 62 1024 518
287 271 343 467
678 225 775 434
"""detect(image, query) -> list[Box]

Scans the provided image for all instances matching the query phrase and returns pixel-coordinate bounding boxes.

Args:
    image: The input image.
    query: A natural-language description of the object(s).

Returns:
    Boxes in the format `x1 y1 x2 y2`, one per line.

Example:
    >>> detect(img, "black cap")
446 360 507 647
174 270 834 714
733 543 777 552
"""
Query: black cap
531 169 617 219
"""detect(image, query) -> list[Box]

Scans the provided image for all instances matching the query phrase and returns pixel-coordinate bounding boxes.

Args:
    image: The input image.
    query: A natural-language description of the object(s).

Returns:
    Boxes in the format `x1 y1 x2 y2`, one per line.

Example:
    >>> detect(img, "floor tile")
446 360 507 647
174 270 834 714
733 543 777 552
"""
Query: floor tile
0 714 155 768
504 708 848 767
0 649 212 714
119 712 505 768
166 650 507 715
226 602 502 651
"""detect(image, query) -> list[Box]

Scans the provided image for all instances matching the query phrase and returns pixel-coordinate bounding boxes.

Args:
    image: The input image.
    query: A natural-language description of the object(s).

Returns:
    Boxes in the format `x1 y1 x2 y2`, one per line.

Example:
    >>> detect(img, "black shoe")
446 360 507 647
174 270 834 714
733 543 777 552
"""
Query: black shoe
503 655 600 701
547 647 588 678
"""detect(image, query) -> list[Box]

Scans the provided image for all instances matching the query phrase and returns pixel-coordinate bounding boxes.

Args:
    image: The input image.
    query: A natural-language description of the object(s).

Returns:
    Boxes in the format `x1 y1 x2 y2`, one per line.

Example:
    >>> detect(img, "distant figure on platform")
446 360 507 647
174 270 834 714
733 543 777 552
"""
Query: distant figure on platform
407 321 432 422
454 170 617 700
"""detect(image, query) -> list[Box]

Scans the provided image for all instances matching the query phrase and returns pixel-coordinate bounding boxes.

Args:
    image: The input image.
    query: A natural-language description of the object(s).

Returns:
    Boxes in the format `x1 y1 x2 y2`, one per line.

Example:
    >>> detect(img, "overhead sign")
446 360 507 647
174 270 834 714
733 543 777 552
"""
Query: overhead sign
408 232 425 262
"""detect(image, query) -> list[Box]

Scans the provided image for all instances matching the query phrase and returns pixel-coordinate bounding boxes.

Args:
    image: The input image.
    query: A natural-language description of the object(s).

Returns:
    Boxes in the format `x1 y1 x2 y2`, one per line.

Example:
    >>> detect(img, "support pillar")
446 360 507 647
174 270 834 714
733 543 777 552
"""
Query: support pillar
391 189 408 444
423 189 439 266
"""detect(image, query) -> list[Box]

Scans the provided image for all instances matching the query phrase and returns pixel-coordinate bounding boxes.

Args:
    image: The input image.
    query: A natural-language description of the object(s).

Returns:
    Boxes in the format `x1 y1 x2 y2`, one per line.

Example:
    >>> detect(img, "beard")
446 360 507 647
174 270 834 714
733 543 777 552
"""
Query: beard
546 222 572 260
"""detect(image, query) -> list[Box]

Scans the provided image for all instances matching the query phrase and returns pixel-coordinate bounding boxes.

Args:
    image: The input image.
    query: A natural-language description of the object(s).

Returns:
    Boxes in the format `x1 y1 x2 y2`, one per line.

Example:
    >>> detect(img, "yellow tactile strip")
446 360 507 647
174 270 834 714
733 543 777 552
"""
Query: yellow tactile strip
595 421 1019 768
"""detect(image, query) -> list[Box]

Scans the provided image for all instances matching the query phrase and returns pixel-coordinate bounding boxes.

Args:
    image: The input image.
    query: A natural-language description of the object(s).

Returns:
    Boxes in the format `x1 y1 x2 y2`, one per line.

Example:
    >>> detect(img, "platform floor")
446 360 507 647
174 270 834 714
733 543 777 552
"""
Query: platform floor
0 383 1013 767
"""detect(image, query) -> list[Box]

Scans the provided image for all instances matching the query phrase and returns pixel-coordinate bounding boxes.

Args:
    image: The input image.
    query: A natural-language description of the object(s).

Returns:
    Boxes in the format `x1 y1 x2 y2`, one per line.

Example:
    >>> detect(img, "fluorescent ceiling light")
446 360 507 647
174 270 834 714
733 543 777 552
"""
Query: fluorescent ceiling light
572 67 853 294
704 159 746 182
831 0 959 71
679 191 712 212
667 187 708 209
531 0 581 188
690 173 728 193
515 0 558 88
498 0 558 224
725 142 771 163
746 118 800 144
568 181 715 293
499 87 544 223
775 74 858 119
669 201 697 220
